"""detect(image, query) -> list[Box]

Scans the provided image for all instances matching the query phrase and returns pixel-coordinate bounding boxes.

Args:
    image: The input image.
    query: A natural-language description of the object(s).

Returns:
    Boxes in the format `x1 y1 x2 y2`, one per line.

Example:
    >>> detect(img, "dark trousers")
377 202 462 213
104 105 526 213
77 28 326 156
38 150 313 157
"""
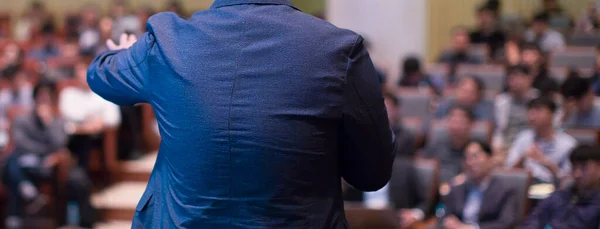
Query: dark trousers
2 153 55 218
67 134 103 169
118 106 143 160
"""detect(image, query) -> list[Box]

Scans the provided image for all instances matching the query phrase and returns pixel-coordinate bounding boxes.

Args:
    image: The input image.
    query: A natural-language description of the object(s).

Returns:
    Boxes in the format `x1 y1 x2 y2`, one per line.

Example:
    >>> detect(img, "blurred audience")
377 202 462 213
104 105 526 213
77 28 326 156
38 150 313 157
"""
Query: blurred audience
590 45 600 96
519 42 558 95
434 76 494 122
110 0 142 41
438 27 484 65
521 145 600 229
398 56 441 95
536 0 571 29
59 61 121 169
560 75 600 129
575 2 600 34
505 97 576 185
439 140 518 229
384 93 415 158
469 4 505 61
2 82 67 229
424 106 475 183
493 65 537 151
524 13 566 53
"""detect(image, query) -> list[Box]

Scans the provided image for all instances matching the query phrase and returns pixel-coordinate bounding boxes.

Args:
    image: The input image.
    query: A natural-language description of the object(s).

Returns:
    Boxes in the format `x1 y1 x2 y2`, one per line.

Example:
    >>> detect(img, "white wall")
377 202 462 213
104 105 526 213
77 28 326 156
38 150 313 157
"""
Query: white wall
326 0 427 85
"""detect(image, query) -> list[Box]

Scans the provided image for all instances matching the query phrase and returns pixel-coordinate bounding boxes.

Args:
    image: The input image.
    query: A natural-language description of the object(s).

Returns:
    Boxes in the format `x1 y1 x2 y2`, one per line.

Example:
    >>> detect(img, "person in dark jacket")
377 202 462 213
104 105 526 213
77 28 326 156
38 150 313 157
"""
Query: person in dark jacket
441 140 519 229
521 145 600 229
469 4 505 60
87 0 397 228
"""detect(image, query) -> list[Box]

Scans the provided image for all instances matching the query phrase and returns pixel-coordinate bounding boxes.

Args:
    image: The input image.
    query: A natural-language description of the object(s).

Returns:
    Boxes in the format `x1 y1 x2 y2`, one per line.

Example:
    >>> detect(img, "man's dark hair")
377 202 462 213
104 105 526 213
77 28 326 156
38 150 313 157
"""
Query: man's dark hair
1 66 20 81
507 64 530 76
449 105 475 122
570 145 600 164
33 81 57 100
470 139 492 156
527 96 557 113
383 92 401 107
533 12 550 23
462 75 486 98
561 75 591 100
476 4 494 14
596 44 600 53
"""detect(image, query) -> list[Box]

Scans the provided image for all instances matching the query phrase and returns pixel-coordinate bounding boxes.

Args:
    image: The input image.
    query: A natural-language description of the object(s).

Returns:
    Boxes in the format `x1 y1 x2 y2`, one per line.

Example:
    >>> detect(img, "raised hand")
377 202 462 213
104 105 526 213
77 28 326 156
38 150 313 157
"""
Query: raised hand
107 33 137 51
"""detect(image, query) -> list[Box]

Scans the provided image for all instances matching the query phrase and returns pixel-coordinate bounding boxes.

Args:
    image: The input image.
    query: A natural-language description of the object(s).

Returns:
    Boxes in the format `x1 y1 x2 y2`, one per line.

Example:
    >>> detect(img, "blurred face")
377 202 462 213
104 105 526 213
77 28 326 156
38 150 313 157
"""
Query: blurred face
61 43 79 59
505 42 521 65
572 160 600 192
508 72 532 94
477 10 495 28
521 49 541 67
99 17 113 35
83 8 98 26
447 108 473 139
455 78 480 107
75 63 89 88
532 21 548 34
577 87 596 112
464 142 492 180
2 43 21 64
527 106 554 130
452 32 470 52
34 88 53 109
596 51 600 69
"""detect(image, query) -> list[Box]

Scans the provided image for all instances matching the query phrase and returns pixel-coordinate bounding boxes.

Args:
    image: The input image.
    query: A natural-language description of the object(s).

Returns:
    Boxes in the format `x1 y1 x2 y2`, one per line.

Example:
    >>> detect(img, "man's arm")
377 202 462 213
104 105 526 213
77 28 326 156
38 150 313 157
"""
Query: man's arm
87 33 155 106
339 36 396 192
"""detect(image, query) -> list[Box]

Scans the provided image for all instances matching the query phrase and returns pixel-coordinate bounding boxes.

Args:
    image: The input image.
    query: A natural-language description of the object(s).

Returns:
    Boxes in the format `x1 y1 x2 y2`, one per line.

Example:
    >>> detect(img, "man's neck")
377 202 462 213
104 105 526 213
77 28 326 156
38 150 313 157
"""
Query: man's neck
451 137 469 150
471 174 491 189
536 127 556 141
511 89 528 99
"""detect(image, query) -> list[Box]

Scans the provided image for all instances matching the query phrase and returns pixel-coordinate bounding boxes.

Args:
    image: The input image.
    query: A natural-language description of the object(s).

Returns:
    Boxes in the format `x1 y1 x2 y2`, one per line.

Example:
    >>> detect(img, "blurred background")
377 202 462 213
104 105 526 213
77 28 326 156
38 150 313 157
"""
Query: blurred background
0 0 600 228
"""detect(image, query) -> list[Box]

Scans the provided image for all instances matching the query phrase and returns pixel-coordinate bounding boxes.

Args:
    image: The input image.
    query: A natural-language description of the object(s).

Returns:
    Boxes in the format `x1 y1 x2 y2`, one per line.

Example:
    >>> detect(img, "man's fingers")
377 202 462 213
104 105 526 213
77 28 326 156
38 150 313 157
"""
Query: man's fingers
107 39 119 50
120 33 129 46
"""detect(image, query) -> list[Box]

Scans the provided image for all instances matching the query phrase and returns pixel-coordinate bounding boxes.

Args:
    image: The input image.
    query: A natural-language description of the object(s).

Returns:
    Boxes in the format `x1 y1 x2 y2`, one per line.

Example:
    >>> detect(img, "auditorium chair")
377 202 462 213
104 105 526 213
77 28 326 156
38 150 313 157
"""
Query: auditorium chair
427 119 493 145
565 128 599 146
456 64 506 91
549 46 596 69
412 158 439 217
549 67 594 83
492 169 532 221
570 33 600 47
396 87 433 118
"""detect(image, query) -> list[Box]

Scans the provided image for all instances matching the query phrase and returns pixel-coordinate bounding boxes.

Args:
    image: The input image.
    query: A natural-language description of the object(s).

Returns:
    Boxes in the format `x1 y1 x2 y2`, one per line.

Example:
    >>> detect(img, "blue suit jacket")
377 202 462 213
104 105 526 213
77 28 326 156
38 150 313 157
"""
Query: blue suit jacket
87 0 396 228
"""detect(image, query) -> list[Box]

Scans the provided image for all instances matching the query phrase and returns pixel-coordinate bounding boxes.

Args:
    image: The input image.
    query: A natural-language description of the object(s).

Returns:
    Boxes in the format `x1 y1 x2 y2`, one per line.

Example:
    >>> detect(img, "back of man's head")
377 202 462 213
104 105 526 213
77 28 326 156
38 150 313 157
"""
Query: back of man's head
561 75 591 101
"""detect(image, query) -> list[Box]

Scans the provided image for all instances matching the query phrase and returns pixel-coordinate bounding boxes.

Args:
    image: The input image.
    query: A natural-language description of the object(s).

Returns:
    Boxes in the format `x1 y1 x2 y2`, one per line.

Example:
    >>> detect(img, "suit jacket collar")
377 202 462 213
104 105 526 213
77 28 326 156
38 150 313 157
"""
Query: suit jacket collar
211 0 299 10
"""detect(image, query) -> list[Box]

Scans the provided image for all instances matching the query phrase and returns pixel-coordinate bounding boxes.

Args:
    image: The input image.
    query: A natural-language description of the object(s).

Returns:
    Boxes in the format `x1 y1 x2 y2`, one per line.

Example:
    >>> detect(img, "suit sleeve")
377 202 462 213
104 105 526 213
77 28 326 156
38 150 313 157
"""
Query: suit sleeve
339 36 396 192
478 189 519 229
87 32 155 106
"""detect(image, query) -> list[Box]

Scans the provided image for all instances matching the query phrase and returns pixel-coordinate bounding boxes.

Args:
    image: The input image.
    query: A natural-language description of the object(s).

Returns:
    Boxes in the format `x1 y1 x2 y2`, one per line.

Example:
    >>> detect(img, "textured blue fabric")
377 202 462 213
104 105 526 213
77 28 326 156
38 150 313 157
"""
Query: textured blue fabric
87 0 396 228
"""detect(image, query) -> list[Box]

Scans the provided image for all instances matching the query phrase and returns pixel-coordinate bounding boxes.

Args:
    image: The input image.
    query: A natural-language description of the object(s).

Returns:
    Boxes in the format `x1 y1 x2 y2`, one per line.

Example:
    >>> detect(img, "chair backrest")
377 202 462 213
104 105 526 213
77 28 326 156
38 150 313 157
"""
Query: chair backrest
565 128 599 145
549 67 594 83
428 119 492 144
492 169 532 221
456 64 506 91
413 158 440 214
570 33 600 46
402 117 423 137
396 87 432 117
550 46 596 69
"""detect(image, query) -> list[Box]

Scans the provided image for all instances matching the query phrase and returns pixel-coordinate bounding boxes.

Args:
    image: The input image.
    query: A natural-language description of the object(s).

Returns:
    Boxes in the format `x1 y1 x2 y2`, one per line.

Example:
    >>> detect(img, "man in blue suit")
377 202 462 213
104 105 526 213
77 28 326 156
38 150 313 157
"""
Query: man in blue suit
87 0 397 228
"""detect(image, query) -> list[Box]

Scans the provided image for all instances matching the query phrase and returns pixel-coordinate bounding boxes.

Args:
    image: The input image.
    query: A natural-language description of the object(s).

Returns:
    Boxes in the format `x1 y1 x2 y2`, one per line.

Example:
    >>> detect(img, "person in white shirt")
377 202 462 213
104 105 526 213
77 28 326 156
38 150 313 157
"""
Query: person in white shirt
59 61 121 168
524 13 566 53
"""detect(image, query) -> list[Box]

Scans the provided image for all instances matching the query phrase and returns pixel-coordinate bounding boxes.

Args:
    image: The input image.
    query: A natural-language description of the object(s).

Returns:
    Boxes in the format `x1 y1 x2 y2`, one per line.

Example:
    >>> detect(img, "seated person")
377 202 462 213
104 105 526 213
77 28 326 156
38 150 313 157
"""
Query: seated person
575 2 600 34
519 43 558 95
440 140 518 229
561 75 600 129
0 69 34 145
397 56 441 95
590 45 600 96
469 4 505 60
521 145 600 229
493 65 538 151
424 105 475 183
384 93 415 158
2 82 68 229
59 61 121 168
524 12 566 53
505 96 576 185
432 75 494 122
438 27 484 65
